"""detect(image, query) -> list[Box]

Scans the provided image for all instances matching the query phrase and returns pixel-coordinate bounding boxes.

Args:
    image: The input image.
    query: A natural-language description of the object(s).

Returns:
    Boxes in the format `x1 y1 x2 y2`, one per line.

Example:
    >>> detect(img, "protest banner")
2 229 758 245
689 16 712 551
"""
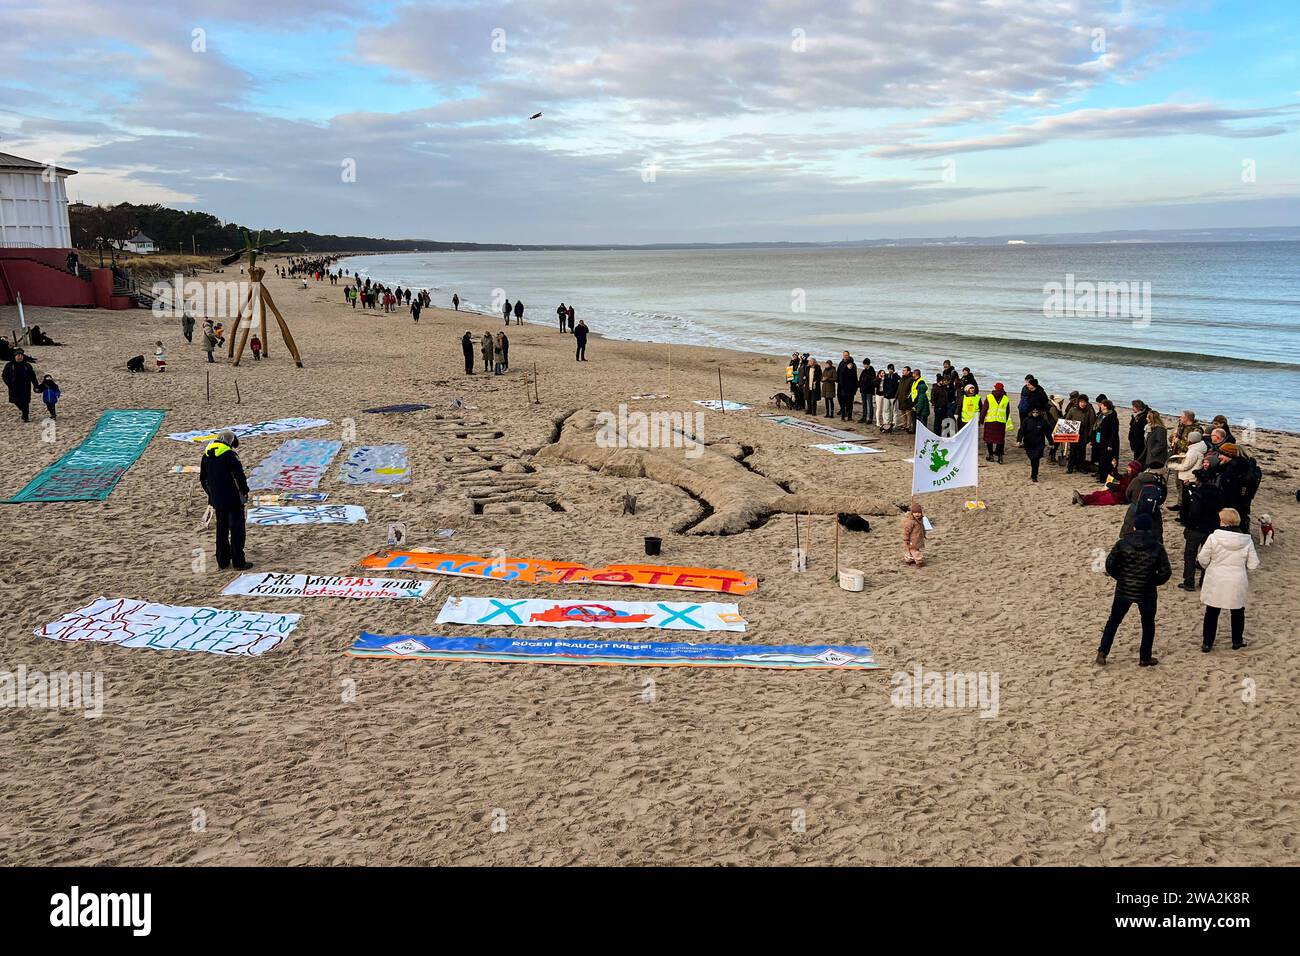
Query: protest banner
348 633 876 670
7 410 164 503
357 550 758 594
912 420 979 496
222 573 430 600
247 439 342 491
435 596 747 632
338 445 410 485
38 597 298 657
166 416 330 443
248 505 368 525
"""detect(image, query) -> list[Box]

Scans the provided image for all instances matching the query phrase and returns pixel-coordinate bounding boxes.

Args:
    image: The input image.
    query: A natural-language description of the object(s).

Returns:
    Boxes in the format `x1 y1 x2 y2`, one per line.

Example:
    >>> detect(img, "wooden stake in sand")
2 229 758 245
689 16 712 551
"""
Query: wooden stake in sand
834 515 840 580
532 362 540 404
205 370 210 404
717 367 725 412
234 380 241 405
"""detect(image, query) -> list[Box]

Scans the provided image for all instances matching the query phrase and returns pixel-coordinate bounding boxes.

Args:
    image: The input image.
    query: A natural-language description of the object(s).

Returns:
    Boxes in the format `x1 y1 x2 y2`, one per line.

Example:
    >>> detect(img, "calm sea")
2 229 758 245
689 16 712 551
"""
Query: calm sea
340 242 1300 429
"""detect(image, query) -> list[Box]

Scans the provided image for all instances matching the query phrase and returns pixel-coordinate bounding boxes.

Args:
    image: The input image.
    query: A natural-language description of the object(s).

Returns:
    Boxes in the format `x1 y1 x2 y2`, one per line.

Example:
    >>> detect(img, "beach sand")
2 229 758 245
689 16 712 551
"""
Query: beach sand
2 267 1297 865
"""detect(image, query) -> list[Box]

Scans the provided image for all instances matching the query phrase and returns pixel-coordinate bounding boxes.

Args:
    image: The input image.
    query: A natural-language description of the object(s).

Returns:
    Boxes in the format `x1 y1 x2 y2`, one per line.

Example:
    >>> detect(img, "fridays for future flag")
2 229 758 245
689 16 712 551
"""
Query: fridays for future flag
911 420 979 496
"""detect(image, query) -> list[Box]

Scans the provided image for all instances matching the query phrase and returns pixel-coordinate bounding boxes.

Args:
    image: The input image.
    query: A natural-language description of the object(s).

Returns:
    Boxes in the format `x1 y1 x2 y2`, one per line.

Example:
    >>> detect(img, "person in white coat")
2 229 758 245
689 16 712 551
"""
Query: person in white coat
1168 429 1205 514
1197 507 1260 651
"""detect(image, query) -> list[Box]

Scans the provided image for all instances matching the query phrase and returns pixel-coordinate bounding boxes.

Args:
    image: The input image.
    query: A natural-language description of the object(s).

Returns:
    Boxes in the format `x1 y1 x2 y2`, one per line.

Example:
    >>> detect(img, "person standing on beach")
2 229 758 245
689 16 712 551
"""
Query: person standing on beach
500 330 509 370
930 374 950 434
836 352 856 421
1021 406 1049 482
493 331 505 374
910 369 929 434
1197 507 1259 652
558 303 568 332
452 293 460 311
788 351 802 408
202 320 217 363
566 304 576 332
980 382 1011 462
805 357 821 418
199 429 252 571
1128 400 1149 462
574 319 589 360
858 358 876 424
2 348 38 422
959 367 979 394
1095 512 1169 667
513 299 524 325
821 360 836 417
896 366 914 432
901 501 927 567
410 297 422 323
461 331 475 374
1094 398 1121 483
481 331 495 373
181 307 196 344
502 299 512 325
1064 394 1093 474
1140 410 1169 471
880 365 900 432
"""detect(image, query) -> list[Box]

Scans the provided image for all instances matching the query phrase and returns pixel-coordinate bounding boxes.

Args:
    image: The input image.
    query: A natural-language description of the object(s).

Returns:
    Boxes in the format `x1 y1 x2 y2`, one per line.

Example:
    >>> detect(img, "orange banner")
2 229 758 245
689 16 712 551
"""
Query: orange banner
357 550 758 595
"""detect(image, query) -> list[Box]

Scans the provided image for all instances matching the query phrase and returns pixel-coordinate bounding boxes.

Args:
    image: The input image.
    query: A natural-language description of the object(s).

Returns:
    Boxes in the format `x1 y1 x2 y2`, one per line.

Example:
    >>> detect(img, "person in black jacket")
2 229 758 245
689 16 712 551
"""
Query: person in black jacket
1179 467 1221 590
1128 400 1148 462
1094 399 1121 483
460 331 474 374
2 348 39 422
199 429 252 570
857 360 875 423
574 319 589 360
835 352 857 421
1096 513 1170 666
1020 406 1049 482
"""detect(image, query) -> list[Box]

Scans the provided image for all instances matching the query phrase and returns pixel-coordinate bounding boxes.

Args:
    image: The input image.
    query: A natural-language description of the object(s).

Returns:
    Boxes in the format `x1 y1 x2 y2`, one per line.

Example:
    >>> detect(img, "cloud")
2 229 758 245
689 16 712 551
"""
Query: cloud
872 102 1300 158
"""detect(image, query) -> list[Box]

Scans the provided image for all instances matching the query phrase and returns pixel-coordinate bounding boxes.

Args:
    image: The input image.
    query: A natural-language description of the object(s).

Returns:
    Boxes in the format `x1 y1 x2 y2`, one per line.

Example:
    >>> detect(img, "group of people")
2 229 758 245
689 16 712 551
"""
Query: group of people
345 277 429 313
784 354 1268 667
2 344 60 422
461 329 510 375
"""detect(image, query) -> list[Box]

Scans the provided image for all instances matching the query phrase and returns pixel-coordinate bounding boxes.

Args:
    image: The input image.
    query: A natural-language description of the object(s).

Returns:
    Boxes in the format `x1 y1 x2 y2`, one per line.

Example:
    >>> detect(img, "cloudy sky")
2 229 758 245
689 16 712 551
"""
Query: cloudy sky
1 0 1296 243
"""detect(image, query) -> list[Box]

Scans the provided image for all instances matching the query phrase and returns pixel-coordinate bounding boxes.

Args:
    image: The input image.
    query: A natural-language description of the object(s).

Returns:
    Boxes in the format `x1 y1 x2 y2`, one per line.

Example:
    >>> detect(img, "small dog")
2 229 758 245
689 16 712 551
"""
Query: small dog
771 392 794 409
126 354 146 372
1259 515 1274 546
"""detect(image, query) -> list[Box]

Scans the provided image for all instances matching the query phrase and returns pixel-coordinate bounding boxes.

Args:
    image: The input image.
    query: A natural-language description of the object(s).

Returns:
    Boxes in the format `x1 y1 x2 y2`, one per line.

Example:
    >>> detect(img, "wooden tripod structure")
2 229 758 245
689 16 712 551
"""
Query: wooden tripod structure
228 266 303 367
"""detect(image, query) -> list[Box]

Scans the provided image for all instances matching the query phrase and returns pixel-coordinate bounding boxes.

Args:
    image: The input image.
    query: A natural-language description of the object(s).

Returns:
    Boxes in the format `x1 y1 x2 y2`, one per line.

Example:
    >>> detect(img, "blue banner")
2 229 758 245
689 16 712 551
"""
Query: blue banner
7 409 164 502
348 632 876 670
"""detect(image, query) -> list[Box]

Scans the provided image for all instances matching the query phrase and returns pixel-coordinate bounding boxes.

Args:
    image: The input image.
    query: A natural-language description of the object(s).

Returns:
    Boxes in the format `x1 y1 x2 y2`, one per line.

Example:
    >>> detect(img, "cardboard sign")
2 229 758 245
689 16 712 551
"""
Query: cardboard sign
1052 420 1082 443
357 550 758 594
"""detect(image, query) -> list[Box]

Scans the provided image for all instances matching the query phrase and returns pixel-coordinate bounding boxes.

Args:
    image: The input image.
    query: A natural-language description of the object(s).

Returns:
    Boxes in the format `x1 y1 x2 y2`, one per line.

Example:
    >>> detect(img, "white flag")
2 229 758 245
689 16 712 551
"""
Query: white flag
911 419 979 495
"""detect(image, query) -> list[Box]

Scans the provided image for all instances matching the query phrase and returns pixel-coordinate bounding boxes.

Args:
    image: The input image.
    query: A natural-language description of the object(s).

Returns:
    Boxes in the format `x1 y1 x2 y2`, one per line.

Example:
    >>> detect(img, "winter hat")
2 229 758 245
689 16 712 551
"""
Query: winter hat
1135 514 1153 531
1218 443 1239 458
1187 430 1202 444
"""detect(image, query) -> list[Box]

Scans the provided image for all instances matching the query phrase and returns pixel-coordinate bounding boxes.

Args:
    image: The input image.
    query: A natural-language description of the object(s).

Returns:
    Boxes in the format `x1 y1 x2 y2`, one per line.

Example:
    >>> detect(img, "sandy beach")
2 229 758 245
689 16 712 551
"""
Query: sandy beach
2 266 1297 866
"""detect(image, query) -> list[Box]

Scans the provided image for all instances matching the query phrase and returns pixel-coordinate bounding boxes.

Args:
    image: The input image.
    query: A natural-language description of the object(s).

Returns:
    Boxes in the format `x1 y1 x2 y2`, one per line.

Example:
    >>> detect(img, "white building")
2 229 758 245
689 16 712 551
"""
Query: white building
123 232 157 254
0 151 76 248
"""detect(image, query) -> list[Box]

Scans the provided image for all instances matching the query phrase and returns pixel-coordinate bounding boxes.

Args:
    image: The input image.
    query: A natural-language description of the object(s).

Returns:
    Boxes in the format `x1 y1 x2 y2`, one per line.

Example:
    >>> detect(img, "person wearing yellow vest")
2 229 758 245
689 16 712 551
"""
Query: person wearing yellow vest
960 384 981 430
981 382 1012 463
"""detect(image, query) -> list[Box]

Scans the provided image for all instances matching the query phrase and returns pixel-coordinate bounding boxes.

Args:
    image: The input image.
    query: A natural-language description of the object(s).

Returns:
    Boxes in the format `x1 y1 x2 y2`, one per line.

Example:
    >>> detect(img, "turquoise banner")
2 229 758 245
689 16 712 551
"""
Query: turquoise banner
7 409 165 502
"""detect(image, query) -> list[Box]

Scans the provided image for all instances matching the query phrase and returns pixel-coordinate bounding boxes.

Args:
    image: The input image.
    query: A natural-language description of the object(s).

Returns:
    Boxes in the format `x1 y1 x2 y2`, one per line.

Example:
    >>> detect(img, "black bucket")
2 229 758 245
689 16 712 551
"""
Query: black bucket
644 536 662 556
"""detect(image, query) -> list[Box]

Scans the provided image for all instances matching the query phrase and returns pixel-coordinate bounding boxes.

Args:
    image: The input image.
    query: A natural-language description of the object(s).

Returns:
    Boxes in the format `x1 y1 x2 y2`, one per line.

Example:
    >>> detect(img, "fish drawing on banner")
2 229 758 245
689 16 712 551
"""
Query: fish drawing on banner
435 596 747 632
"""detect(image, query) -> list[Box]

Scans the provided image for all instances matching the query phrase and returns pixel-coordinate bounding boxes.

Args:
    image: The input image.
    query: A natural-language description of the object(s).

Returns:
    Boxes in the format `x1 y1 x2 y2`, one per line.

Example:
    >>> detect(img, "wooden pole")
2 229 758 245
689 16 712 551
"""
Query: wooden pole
261 284 304 368
205 370 210 404
532 362 540 404
234 379 241 405
834 515 840 578
717 367 725 411
794 513 800 569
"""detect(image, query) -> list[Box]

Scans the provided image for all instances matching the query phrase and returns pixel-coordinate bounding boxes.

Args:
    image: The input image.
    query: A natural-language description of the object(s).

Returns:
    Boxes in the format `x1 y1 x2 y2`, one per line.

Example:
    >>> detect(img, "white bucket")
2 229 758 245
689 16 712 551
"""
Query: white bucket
838 568 865 592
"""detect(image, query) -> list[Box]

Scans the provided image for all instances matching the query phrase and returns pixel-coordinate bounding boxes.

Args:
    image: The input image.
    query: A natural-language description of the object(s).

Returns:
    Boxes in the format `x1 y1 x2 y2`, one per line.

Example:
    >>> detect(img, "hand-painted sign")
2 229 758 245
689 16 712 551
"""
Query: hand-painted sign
247 504 368 525
809 442 882 455
222 573 430 599
435 596 747 632
348 633 876 670
248 439 342 490
38 597 298 657
757 414 863 442
7 410 164 502
357 550 757 594
166 417 330 443
1052 420 1082 443
338 444 410 485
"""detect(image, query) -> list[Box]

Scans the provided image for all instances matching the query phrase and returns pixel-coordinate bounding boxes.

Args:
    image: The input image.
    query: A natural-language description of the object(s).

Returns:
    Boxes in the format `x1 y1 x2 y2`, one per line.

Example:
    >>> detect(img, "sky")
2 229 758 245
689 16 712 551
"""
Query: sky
1 0 1297 244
